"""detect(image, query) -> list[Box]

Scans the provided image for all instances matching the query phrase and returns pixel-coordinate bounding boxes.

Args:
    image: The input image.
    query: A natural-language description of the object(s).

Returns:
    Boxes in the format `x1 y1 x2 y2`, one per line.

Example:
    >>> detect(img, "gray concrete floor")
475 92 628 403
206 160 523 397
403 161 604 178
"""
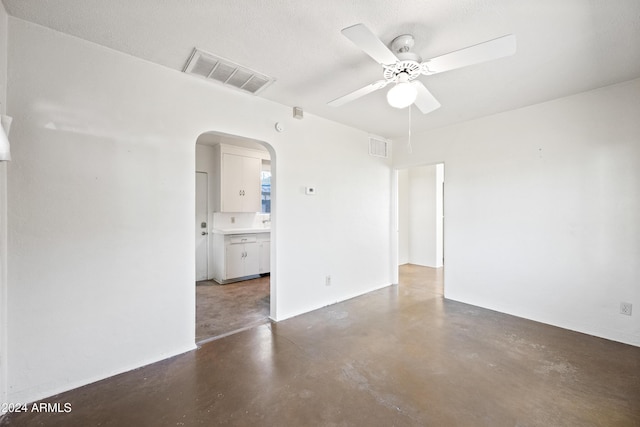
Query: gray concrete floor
2 265 639 426
196 275 270 342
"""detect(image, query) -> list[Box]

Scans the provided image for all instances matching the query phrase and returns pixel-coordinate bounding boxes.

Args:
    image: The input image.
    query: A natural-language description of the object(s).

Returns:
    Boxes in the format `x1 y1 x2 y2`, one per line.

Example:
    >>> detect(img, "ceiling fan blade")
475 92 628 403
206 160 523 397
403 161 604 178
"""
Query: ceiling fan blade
341 24 398 66
328 80 389 107
423 34 516 75
412 81 441 114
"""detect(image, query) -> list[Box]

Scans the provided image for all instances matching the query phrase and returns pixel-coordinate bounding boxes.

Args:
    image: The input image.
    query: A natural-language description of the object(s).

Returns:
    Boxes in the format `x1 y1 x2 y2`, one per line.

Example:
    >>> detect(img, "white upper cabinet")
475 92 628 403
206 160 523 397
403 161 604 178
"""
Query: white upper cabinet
221 153 261 212
213 144 268 213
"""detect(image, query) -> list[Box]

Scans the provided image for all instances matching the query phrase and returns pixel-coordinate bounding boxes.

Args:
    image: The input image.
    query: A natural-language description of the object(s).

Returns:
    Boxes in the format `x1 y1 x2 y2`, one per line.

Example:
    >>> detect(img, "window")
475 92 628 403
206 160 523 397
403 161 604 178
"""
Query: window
261 170 271 213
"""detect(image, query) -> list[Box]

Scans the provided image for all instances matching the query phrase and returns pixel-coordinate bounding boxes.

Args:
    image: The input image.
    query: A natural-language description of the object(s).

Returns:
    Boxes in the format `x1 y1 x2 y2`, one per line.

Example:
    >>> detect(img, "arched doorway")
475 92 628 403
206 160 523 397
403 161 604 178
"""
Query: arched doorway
194 131 276 343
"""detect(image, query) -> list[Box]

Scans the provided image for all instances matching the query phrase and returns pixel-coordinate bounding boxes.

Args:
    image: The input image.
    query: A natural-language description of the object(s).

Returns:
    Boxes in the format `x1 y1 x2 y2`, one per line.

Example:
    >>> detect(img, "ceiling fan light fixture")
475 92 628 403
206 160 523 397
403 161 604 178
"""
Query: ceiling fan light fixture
386 74 417 109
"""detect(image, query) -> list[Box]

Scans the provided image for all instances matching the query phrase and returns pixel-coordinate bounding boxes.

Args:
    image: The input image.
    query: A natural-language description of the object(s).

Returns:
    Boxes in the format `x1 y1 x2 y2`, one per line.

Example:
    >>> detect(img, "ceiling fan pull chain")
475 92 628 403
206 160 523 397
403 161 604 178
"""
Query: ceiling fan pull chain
407 105 413 154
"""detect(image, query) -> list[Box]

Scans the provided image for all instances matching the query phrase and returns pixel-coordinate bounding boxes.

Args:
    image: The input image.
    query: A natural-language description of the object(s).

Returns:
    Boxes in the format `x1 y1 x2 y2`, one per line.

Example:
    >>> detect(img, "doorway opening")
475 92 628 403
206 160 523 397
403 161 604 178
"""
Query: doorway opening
396 163 444 291
195 131 275 343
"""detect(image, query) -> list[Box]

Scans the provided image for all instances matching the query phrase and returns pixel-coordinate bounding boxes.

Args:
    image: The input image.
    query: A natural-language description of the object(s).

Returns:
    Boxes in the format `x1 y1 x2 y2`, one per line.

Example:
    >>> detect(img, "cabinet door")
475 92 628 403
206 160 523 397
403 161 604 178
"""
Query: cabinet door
259 241 270 274
221 153 245 212
243 242 260 276
241 156 262 212
225 244 245 279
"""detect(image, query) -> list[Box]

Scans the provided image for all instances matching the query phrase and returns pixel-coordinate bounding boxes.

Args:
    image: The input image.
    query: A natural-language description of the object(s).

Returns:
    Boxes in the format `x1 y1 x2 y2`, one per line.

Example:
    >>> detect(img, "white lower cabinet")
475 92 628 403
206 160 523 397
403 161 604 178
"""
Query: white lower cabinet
213 232 270 284
226 239 258 279
258 236 270 274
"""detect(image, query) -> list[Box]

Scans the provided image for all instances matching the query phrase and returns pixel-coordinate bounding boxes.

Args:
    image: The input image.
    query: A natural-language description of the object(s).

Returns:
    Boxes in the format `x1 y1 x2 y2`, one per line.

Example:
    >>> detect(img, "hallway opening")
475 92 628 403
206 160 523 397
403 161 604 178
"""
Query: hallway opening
195 131 275 343
396 163 445 289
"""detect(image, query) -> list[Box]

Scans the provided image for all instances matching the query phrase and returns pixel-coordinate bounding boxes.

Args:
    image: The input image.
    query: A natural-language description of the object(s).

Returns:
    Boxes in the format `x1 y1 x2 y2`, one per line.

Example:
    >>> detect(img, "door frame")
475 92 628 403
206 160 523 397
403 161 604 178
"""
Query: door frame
195 171 209 281
391 162 445 284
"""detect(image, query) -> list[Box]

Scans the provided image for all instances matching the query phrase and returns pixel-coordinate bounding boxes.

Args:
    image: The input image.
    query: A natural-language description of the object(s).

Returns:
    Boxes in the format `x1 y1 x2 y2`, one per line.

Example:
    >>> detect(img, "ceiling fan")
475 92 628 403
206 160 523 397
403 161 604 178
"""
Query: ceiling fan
328 24 516 113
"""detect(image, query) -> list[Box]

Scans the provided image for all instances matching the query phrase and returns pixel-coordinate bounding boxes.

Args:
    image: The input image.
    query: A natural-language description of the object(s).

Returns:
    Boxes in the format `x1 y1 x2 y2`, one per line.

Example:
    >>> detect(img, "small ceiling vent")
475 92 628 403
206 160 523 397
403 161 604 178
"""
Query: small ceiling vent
184 48 275 95
369 136 390 158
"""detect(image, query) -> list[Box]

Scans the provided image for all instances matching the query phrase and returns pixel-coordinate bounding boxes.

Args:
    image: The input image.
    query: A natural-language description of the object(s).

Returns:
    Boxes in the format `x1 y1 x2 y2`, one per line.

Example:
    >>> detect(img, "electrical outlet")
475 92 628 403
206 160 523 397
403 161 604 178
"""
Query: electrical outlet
620 302 632 316
325 275 331 286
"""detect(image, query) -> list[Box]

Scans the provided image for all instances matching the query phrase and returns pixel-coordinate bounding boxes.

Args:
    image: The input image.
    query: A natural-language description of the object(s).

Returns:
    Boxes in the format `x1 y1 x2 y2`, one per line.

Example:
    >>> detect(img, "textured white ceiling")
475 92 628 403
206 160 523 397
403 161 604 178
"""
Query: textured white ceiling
3 0 640 138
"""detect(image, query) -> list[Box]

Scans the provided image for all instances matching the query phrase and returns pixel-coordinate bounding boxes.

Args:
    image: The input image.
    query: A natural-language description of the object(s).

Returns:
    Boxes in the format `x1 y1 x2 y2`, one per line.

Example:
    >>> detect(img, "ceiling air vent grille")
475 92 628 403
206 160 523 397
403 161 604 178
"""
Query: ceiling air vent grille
184 48 275 95
369 136 390 158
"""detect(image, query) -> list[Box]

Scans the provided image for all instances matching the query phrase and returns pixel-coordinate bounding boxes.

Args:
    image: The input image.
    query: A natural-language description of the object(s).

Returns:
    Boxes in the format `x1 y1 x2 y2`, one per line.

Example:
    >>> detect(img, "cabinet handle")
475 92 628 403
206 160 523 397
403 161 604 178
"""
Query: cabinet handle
239 190 242 196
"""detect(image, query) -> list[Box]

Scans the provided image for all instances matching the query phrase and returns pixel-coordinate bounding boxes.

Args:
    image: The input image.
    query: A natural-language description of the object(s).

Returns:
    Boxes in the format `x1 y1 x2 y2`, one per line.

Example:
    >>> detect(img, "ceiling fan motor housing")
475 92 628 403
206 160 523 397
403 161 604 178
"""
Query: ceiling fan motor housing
383 58 422 81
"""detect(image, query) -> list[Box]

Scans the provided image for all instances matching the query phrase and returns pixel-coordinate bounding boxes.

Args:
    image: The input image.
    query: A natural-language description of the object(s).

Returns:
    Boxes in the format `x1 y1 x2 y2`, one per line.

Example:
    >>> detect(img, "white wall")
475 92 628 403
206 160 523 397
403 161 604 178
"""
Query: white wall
408 165 437 267
0 0 8 405
394 78 640 347
410 166 433 266
397 169 409 264
435 164 444 267
5 18 393 403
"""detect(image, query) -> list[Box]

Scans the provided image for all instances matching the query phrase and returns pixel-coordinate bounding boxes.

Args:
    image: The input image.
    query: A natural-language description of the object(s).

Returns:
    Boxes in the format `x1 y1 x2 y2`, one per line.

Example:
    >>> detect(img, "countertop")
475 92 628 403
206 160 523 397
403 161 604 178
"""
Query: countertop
212 228 271 235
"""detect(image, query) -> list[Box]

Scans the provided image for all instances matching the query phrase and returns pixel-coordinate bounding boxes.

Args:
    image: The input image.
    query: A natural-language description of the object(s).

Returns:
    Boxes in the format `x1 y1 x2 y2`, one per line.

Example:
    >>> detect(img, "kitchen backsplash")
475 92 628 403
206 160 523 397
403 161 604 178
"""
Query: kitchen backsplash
212 212 271 229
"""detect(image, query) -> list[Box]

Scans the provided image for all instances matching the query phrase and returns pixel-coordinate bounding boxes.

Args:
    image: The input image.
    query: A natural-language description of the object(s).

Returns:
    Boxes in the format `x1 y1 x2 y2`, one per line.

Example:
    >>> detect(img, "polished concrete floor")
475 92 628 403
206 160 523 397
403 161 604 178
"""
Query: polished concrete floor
3 265 639 426
196 276 270 342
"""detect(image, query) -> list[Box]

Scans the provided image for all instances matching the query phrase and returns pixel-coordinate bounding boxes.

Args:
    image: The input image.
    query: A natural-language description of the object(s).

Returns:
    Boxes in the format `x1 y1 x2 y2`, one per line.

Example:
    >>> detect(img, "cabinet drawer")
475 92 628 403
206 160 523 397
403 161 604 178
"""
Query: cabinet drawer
228 235 257 244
